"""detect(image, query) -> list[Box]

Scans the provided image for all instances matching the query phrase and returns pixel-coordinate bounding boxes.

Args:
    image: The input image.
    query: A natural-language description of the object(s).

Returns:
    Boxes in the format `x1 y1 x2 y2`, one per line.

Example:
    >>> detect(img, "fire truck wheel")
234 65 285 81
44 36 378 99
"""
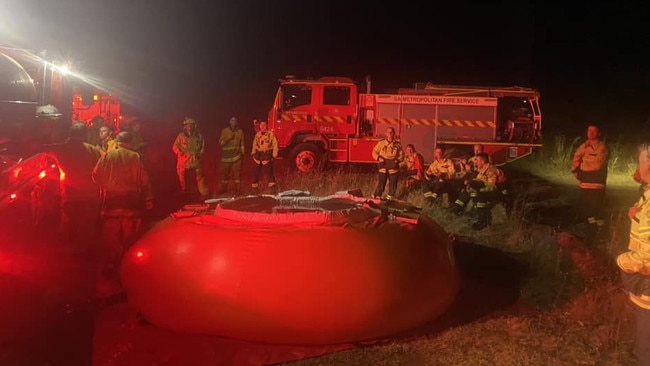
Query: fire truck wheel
290 143 323 173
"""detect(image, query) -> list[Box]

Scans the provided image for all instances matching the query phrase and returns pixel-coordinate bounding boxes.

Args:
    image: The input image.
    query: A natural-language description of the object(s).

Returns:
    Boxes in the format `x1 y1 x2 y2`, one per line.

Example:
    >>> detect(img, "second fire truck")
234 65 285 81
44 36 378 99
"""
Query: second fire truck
263 76 542 172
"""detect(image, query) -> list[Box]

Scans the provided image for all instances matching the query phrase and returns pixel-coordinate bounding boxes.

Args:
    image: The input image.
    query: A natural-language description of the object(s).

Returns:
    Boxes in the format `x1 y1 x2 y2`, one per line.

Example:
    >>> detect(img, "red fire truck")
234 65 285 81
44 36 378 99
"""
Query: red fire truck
72 89 122 128
264 76 542 172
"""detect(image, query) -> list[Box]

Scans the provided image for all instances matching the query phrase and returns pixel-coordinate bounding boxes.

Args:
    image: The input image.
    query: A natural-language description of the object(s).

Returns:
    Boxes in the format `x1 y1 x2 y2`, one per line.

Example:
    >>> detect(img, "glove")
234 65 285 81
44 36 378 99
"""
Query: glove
469 180 484 190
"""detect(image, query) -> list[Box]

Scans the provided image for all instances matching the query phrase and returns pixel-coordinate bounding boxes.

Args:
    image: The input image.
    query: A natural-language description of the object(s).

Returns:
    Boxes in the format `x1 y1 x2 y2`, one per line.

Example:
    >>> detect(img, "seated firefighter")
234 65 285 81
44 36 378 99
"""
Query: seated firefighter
423 146 457 205
400 144 425 189
449 152 498 230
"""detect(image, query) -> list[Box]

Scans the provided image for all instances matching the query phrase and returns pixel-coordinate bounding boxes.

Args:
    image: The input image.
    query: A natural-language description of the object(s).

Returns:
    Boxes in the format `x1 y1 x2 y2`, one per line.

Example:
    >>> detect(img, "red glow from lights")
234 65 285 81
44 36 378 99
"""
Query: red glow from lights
136 251 144 258
38 171 46 179
9 193 17 200
51 164 56 169
59 169 66 181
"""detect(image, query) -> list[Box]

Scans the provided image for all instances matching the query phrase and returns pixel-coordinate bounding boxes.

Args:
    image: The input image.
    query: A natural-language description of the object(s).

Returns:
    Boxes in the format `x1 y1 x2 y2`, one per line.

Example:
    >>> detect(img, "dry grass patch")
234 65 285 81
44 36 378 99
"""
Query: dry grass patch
274 149 637 366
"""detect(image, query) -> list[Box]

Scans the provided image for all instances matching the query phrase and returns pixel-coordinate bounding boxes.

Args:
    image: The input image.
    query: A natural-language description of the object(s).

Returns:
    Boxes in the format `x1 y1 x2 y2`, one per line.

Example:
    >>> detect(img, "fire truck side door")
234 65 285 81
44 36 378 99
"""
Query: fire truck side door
318 85 356 135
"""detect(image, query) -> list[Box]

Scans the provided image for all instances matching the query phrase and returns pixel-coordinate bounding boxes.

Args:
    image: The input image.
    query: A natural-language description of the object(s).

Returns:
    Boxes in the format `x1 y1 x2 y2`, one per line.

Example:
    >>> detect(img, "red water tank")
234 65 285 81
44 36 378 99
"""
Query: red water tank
121 195 460 345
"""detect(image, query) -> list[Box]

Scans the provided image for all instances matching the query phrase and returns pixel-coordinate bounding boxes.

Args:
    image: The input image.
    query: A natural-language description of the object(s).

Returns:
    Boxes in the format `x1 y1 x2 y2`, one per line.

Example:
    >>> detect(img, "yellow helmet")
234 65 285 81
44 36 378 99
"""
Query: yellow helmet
183 117 196 125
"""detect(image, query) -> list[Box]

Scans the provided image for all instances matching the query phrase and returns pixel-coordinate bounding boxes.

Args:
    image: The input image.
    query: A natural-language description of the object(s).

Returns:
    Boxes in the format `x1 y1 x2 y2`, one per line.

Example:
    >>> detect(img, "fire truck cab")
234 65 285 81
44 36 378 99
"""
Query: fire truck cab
0 49 63 227
265 76 542 172
72 89 122 128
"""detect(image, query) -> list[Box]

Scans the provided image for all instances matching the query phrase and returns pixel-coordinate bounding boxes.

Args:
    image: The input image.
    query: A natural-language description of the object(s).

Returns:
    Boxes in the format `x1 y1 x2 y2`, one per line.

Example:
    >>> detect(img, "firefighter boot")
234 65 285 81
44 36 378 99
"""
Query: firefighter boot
449 203 464 216
250 183 260 195
269 184 278 195
472 208 491 230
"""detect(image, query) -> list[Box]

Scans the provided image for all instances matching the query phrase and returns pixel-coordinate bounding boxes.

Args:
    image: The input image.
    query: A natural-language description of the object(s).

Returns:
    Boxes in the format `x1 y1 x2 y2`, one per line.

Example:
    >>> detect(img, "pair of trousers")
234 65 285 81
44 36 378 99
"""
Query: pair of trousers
374 172 398 198
221 158 242 187
177 166 209 196
251 160 276 188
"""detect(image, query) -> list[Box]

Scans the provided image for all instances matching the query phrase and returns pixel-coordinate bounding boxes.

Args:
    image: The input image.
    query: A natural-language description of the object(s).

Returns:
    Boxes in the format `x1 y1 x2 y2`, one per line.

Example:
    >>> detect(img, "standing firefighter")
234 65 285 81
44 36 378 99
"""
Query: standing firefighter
250 121 279 193
97 124 117 157
93 131 153 297
424 146 457 205
571 124 609 227
617 141 650 363
372 127 404 200
48 122 101 245
450 152 497 230
218 116 245 195
172 118 209 199
87 116 105 147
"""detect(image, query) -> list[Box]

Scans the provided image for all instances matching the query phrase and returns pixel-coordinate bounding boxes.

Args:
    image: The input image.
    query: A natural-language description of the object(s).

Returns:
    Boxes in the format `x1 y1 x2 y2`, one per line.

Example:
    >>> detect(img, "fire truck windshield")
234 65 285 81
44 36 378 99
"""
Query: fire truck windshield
280 84 312 111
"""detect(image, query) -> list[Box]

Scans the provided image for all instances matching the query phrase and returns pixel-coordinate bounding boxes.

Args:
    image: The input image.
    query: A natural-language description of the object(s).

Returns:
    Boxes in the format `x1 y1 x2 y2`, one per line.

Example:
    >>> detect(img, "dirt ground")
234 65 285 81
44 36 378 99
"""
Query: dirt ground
0 130 641 366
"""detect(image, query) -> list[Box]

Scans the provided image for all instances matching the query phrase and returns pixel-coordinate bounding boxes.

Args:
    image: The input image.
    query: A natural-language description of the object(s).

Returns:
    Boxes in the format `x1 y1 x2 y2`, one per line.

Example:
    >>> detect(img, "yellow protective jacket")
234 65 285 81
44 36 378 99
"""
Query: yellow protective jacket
173 131 205 169
426 158 456 180
618 189 650 309
401 152 424 180
372 139 404 174
251 130 279 164
93 144 153 217
572 140 609 189
474 164 498 192
98 138 117 157
220 126 245 163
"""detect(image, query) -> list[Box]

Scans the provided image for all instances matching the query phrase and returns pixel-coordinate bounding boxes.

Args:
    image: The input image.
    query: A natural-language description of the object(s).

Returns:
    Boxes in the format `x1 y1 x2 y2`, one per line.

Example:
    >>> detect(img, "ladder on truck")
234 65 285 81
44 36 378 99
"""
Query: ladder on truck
326 135 349 163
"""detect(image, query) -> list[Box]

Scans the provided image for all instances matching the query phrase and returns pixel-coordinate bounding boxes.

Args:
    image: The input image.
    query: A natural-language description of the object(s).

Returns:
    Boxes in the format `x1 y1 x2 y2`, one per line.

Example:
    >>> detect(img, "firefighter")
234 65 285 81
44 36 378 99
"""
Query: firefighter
617 141 650 363
461 144 492 174
250 121 279 193
47 122 101 246
372 127 404 200
633 166 646 193
495 167 513 215
87 115 105 146
93 131 153 297
571 124 609 227
127 120 147 160
172 118 209 199
400 144 424 189
423 146 457 205
97 124 117 157
449 152 498 230
218 116 245 195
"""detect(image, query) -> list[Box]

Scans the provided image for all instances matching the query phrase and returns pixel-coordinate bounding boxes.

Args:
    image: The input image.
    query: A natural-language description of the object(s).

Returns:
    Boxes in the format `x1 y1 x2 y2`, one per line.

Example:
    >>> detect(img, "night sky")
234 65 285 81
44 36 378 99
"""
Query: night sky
2 0 649 136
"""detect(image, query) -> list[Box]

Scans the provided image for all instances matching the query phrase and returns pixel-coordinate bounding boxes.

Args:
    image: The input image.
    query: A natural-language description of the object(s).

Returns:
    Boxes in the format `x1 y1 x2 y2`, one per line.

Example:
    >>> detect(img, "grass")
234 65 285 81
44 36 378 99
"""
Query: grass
269 133 640 365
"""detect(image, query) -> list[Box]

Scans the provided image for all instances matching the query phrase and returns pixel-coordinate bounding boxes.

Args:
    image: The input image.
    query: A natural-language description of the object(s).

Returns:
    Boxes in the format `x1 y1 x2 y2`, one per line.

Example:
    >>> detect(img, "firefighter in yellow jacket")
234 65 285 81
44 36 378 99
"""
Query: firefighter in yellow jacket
571 124 609 226
97 124 117 157
218 116 245 195
172 118 209 199
400 143 425 189
250 121 279 192
617 141 650 363
450 152 497 230
93 131 153 297
424 146 457 205
372 127 404 200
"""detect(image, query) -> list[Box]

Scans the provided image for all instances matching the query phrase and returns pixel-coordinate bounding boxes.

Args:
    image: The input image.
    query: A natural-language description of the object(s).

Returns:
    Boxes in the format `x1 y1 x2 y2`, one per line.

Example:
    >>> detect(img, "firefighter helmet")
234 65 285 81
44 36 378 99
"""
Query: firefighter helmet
183 118 196 125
